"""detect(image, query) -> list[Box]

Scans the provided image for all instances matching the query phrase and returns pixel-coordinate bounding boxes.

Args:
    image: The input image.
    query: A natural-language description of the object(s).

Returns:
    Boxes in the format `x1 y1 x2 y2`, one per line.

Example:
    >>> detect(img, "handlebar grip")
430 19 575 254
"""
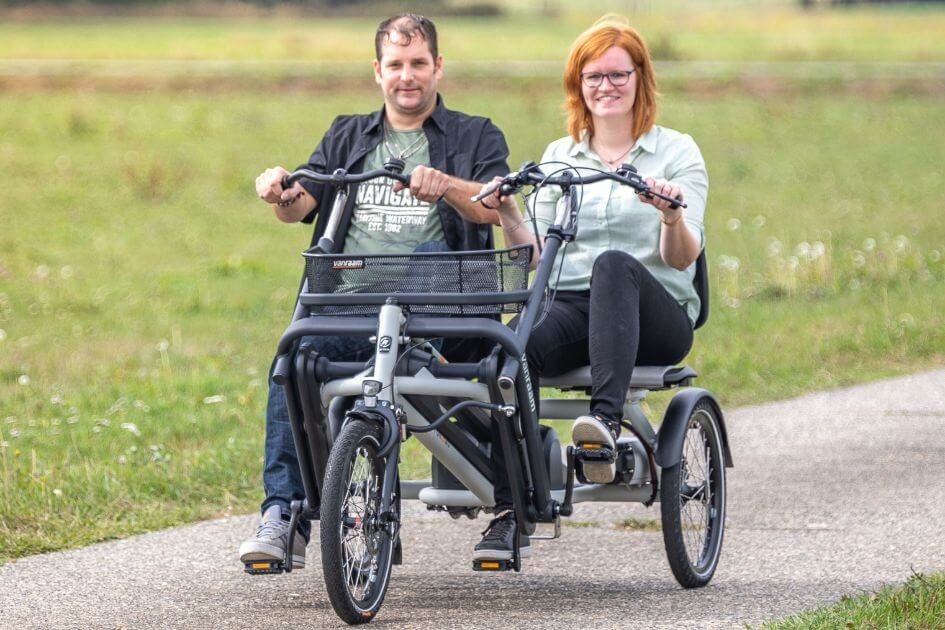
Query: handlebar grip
471 179 502 203
280 174 291 190
272 354 292 386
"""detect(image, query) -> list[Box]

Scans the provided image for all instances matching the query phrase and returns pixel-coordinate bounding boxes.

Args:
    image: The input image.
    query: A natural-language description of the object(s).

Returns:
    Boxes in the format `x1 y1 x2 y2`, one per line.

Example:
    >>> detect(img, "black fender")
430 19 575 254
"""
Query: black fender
655 388 733 469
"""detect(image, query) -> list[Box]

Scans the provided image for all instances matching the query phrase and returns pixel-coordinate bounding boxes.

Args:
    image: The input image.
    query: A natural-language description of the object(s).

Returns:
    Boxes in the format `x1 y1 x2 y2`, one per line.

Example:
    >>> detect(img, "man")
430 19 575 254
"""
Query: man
240 14 518 569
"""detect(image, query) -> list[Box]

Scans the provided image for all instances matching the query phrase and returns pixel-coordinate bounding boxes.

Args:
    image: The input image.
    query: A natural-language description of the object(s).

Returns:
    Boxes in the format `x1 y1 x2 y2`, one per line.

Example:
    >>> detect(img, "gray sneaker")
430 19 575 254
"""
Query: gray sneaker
238 505 306 568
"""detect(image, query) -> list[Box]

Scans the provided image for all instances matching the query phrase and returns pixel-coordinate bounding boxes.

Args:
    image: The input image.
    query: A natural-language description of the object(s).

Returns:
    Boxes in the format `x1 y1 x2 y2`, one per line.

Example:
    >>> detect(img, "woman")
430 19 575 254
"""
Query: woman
484 15 707 505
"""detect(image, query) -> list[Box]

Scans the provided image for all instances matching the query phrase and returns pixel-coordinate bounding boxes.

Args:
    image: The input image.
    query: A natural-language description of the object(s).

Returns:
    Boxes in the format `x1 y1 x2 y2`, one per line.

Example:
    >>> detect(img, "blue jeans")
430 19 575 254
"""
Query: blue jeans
261 240 452 539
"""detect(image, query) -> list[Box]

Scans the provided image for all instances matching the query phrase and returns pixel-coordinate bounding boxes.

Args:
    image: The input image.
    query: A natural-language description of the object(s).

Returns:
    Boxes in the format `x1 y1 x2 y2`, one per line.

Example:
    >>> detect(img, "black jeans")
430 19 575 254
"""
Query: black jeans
491 250 694 509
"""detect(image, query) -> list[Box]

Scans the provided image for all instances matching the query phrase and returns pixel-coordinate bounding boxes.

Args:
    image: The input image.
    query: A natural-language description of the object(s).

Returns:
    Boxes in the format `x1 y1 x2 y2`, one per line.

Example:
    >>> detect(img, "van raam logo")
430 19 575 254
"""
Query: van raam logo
332 258 365 270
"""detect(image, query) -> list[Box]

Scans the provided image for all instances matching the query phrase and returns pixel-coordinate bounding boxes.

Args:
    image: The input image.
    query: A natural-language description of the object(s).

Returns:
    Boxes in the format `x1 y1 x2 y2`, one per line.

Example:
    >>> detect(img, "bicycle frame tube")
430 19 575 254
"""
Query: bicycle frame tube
315 188 348 254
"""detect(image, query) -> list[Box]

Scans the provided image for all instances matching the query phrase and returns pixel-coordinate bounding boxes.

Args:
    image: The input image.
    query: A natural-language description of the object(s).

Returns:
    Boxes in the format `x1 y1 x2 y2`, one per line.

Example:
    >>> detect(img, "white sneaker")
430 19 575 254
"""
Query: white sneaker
572 414 619 484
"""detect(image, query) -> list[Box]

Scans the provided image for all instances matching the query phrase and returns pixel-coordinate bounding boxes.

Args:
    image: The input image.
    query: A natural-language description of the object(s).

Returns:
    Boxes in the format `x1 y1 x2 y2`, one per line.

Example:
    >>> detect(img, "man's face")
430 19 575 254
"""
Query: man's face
373 31 442 123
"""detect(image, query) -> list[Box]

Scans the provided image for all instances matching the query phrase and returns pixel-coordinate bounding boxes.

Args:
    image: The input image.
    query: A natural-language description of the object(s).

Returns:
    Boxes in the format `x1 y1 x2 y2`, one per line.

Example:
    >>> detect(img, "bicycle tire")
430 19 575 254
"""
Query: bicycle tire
659 399 726 588
321 417 395 624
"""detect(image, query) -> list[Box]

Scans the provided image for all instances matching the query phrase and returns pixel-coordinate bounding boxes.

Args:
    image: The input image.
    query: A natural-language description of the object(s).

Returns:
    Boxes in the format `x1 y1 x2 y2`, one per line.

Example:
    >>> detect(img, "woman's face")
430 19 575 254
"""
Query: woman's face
581 45 637 124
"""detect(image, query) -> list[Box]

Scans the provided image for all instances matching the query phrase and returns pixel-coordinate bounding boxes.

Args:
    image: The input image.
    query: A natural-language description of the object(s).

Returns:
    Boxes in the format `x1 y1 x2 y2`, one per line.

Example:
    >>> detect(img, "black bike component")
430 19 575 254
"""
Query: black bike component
472 558 515 572
511 360 557 524
300 245 532 316
541 426 566 491
655 388 732 469
402 399 511 434
572 445 616 463
327 395 354 444
693 249 710 330
279 316 522 354
283 499 304 573
277 350 320 516
485 371 536 534
345 399 400 460
296 345 329 500
558 446 576 517
321 418 397 624
281 161 410 191
243 560 284 575
441 396 494 443
621 419 660 506
404 394 495 486
659 399 727 588
472 161 687 209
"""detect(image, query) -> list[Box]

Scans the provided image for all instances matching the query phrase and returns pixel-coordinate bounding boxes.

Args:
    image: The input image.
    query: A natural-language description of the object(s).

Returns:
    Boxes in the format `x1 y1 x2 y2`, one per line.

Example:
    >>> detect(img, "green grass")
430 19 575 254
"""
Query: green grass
763 572 945 629
2 7 945 63
2 87 944 564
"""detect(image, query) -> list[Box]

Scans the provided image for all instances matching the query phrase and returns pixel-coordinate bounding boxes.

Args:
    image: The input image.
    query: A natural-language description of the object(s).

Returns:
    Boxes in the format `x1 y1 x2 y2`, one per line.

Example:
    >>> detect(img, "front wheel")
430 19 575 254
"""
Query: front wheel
321 418 396 624
659 399 726 588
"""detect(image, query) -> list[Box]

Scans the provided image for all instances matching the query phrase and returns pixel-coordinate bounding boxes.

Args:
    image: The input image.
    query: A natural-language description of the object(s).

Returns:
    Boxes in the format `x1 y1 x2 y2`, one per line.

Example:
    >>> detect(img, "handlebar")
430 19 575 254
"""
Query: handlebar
281 157 411 190
471 161 686 209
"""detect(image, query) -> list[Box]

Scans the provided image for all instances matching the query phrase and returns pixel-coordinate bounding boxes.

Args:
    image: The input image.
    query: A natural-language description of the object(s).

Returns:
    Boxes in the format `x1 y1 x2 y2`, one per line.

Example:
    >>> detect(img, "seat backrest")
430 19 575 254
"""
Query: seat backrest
693 249 709 330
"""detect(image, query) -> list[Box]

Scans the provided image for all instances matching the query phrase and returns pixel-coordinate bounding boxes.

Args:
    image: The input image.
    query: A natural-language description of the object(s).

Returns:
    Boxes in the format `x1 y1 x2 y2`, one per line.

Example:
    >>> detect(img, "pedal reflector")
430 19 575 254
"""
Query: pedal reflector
473 558 514 571
243 561 285 575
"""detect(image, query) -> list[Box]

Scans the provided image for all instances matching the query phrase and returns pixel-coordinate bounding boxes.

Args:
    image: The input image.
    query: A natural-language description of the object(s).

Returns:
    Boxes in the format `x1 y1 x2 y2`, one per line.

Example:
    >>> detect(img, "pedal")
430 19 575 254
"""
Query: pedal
243 560 286 575
473 558 515 572
573 443 616 463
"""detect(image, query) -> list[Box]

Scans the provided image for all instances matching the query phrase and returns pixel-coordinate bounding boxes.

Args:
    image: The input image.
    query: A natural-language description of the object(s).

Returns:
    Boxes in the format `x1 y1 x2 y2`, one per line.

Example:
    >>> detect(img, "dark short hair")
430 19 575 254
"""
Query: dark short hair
375 13 438 61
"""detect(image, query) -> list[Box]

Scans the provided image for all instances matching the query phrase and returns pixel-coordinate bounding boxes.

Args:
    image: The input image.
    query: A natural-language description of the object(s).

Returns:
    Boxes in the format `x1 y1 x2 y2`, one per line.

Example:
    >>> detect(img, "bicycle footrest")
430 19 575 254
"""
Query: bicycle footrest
243 560 286 575
573 444 616 463
472 558 515 572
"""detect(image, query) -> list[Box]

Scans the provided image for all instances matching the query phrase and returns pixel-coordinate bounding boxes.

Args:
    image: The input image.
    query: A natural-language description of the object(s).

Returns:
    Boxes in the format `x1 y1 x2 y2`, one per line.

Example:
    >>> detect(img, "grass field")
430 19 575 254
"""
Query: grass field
2 85 944 562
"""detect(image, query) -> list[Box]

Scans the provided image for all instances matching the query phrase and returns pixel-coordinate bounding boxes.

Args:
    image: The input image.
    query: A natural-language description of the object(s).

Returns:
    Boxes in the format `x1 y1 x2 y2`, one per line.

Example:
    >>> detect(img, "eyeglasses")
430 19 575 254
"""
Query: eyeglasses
581 69 636 88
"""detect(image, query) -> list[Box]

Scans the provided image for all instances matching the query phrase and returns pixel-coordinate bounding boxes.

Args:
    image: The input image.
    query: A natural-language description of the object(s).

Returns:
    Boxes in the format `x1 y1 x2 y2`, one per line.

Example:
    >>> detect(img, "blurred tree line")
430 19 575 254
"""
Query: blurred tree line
800 0 945 5
0 0 505 15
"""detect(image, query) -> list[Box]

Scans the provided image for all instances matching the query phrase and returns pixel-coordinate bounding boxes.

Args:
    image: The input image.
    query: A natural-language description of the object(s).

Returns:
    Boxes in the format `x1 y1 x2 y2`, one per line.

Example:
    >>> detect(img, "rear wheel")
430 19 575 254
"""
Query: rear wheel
321 418 395 624
659 400 726 588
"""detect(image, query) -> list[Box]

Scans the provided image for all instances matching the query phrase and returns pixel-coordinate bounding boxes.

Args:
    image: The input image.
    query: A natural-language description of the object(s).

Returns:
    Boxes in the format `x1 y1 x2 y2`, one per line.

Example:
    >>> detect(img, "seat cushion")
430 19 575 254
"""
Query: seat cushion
539 365 697 391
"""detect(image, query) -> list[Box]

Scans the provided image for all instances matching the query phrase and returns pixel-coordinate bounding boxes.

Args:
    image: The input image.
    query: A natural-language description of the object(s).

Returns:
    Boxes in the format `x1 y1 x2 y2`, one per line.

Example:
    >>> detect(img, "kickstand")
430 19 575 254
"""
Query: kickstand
284 499 303 573
512 523 522 572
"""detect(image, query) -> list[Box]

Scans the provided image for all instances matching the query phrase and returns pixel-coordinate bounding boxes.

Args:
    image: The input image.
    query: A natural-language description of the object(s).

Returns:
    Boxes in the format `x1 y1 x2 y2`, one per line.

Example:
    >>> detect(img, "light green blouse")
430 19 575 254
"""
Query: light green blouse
532 125 708 324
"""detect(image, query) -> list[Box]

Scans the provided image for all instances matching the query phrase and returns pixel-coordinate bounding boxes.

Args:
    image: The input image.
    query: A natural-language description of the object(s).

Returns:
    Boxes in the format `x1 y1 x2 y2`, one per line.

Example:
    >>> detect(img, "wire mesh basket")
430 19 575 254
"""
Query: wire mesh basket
301 245 532 315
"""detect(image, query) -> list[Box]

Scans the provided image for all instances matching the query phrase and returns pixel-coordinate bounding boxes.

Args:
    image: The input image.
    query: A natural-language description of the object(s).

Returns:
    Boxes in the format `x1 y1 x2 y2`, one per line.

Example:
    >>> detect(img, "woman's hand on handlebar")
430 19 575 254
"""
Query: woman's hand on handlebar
477 176 518 213
256 166 305 205
638 177 684 218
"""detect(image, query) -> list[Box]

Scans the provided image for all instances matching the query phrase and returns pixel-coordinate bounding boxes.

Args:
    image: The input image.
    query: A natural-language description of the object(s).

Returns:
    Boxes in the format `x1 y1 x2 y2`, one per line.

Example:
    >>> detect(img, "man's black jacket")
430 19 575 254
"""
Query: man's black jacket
297 95 510 252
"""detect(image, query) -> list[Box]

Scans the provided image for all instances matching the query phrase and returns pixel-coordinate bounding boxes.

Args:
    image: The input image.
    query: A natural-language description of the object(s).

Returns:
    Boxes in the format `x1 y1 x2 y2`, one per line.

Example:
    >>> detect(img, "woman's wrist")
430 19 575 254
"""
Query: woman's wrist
660 208 684 226
498 207 525 232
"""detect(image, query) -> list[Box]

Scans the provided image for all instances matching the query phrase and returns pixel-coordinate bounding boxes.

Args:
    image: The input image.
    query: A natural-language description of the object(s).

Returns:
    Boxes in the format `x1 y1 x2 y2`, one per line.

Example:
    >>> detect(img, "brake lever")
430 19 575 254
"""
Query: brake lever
470 173 522 202
616 163 687 209
470 179 504 203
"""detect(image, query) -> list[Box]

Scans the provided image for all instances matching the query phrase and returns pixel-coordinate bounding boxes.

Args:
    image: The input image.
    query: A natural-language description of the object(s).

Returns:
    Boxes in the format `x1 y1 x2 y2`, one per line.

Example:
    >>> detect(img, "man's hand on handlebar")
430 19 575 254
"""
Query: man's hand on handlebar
256 166 306 205
393 165 453 203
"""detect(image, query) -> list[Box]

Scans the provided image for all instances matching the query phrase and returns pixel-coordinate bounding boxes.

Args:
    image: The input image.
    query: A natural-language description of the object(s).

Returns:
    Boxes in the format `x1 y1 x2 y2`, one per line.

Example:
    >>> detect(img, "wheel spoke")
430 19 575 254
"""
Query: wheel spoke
679 415 714 568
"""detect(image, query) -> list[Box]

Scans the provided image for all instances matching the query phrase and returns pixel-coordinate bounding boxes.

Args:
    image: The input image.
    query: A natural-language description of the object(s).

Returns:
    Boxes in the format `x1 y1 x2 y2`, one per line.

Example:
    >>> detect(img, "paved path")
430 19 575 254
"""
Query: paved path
2 370 945 629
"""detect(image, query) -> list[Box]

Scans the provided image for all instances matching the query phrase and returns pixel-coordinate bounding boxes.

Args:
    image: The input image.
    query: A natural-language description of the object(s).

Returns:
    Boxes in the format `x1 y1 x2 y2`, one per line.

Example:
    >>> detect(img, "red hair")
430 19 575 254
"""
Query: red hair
563 17 658 142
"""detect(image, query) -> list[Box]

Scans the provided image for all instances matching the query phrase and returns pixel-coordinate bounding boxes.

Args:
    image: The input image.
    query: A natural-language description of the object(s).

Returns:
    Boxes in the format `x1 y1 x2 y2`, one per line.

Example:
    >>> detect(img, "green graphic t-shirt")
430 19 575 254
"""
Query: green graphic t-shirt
342 128 445 255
